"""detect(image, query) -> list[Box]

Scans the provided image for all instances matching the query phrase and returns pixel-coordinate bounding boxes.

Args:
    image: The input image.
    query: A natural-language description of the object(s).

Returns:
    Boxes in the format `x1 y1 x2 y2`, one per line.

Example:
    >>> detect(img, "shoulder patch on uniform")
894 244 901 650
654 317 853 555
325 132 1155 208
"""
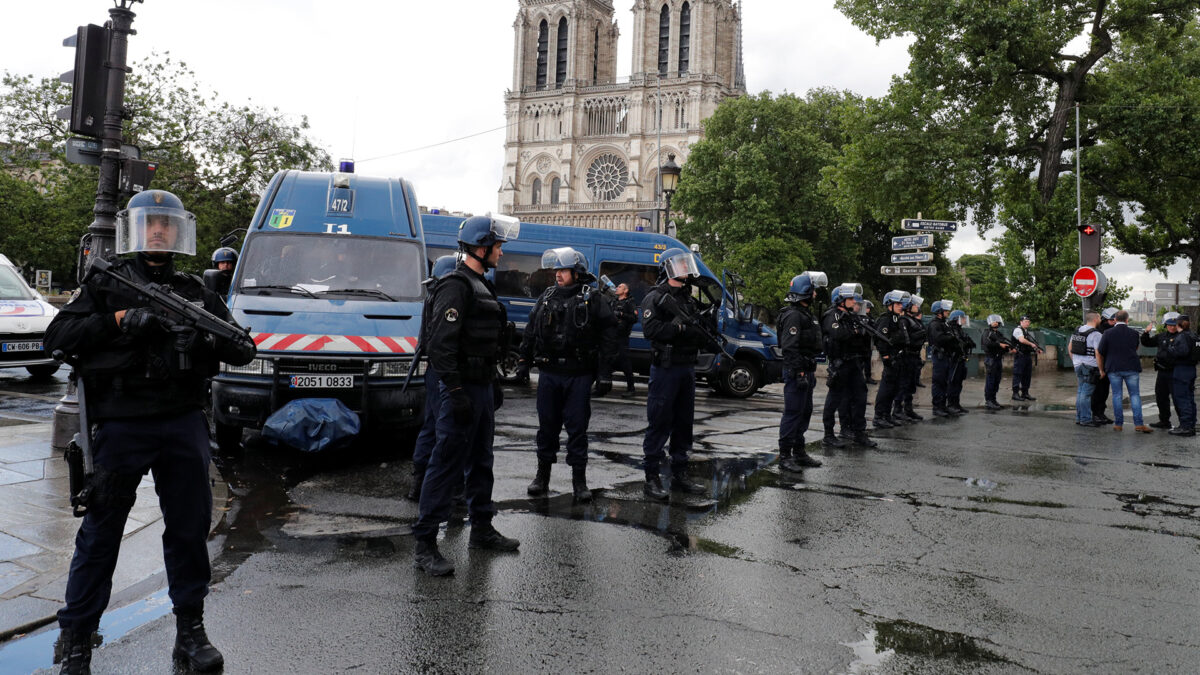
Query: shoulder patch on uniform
788 326 798 335
832 322 839 329
883 327 889 333
643 309 652 319
445 308 459 323
68 288 81 303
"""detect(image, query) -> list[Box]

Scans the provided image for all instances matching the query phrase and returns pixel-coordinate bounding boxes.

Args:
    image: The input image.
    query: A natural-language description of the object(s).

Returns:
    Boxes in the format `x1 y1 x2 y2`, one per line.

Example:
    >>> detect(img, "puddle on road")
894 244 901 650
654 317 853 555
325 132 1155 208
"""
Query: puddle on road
843 615 1016 673
1109 492 1200 522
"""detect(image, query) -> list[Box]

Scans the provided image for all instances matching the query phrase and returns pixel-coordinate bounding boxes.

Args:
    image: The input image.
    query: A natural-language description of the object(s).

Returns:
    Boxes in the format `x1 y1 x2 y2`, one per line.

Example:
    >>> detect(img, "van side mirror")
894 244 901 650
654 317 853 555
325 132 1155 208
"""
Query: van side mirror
739 303 754 322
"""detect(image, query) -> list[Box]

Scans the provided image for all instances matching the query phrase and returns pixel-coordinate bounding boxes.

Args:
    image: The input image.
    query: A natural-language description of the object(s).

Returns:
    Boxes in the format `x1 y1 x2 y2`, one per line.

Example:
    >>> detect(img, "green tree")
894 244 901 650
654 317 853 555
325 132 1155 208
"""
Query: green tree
0 53 331 281
832 0 1195 326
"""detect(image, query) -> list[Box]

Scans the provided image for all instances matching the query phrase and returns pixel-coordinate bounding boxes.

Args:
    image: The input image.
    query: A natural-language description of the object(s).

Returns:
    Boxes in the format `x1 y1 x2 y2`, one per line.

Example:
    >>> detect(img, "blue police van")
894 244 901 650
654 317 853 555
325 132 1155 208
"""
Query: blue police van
420 214 782 397
209 168 428 452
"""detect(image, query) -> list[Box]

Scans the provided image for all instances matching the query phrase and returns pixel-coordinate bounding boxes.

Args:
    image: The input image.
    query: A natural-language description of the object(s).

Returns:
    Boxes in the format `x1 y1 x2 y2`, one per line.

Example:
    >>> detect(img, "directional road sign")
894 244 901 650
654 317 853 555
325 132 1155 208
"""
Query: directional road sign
881 265 937 276
891 234 933 251
1154 282 1200 305
901 218 959 232
64 137 140 167
891 252 933 264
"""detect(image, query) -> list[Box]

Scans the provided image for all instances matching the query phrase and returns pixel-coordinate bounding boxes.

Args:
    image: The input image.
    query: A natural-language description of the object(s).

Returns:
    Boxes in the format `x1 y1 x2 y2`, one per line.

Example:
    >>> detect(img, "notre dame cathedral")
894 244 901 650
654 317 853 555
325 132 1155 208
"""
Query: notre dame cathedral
498 0 746 230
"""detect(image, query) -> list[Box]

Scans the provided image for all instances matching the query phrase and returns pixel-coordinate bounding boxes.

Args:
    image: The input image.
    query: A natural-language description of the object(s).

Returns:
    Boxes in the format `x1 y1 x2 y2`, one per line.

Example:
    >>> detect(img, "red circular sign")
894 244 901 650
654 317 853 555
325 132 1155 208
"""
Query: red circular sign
1072 267 1099 297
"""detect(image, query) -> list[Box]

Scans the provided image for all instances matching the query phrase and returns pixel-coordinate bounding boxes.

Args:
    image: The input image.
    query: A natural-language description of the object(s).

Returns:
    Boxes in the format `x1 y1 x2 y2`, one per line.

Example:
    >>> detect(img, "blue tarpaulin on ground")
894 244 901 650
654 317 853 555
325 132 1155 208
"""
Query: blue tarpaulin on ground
262 398 360 452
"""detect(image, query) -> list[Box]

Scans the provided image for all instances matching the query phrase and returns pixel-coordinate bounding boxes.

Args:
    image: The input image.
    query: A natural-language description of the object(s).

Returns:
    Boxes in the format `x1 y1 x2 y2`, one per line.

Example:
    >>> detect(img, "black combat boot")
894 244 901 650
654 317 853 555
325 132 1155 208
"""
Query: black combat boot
526 460 552 497
643 473 669 501
984 400 1003 410
572 466 592 502
785 446 823 469
822 433 846 448
949 399 969 414
58 628 92 675
891 404 909 424
1150 420 1171 429
671 472 706 495
904 406 924 421
405 466 425 502
469 522 521 551
853 432 878 448
873 416 895 429
779 447 801 473
413 538 454 576
1022 392 1037 401
173 606 224 672
933 405 951 417
1169 426 1196 437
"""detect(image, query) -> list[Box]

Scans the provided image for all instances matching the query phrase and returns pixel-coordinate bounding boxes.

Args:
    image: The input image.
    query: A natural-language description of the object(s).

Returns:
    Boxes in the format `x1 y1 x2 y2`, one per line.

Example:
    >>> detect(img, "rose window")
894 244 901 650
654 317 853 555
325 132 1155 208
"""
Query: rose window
586 154 629 202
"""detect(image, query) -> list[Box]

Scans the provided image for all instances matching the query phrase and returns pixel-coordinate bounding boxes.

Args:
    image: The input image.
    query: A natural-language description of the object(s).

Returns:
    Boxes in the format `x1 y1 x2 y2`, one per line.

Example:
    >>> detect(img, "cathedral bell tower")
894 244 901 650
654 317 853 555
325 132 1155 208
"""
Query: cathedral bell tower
500 1 745 231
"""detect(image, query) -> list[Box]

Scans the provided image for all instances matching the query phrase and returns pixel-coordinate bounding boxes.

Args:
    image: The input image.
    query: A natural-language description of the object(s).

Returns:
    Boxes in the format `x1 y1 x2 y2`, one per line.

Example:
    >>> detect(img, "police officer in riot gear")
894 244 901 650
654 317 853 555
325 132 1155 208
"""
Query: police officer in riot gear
1142 313 1180 429
1011 315 1045 401
1167 313 1198 436
414 214 523 576
981 314 1014 410
44 190 256 674
945 310 975 414
927 300 958 416
872 290 910 429
895 295 926 421
1089 308 1119 420
406 254 460 503
209 246 238 297
822 284 876 448
613 282 638 396
520 247 617 501
640 248 714 501
776 271 827 471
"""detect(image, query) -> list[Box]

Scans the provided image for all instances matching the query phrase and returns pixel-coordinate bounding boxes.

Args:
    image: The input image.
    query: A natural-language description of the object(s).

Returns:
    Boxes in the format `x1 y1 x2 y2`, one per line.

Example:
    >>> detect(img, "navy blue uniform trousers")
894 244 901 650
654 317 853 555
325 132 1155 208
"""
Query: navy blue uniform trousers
931 353 950 408
1012 352 1033 394
1155 370 1177 426
536 371 593 467
642 364 695 475
58 410 212 632
412 367 442 474
779 369 815 450
1173 364 1197 429
900 353 921 408
414 381 497 540
984 356 1002 402
825 362 867 434
873 359 902 418
948 357 967 401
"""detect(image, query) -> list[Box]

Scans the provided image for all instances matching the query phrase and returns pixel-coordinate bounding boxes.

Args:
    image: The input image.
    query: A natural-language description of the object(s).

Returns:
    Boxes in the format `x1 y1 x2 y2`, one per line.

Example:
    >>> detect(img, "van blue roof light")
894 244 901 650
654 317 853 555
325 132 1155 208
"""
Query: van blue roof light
338 159 355 173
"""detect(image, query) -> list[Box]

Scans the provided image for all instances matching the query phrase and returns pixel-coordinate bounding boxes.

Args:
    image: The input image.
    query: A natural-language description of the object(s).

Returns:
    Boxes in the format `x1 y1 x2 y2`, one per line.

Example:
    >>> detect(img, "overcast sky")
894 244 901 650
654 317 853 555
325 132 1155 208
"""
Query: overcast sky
3 0 1186 301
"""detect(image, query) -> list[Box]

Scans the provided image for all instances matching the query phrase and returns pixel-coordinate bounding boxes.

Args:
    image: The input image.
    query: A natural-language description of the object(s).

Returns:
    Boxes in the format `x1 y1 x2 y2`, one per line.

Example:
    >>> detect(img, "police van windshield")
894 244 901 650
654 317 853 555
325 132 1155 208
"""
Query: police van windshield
0 266 35 300
236 234 424 302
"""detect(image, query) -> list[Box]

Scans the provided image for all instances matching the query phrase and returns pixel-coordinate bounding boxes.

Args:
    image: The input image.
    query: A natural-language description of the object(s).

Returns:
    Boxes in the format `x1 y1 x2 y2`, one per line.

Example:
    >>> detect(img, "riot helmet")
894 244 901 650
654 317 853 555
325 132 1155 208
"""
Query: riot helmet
211 247 238 266
458 213 519 268
116 190 197 256
906 294 924 313
786 270 827 303
831 282 862 308
882 290 910 308
986 314 1003 327
424 254 459 286
541 247 589 278
660 248 700 281
1101 307 1118 321
857 298 872 316
948 309 967 326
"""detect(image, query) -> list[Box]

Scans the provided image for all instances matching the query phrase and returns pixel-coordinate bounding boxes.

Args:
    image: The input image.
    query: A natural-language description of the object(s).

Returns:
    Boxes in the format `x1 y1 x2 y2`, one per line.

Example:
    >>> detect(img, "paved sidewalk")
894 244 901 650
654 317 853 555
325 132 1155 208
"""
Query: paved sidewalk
0 419 227 641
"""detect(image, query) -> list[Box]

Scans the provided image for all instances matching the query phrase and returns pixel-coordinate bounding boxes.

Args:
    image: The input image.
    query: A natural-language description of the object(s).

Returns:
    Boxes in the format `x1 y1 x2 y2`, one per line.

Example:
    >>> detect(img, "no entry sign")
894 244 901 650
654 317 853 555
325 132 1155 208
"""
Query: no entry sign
1072 267 1106 298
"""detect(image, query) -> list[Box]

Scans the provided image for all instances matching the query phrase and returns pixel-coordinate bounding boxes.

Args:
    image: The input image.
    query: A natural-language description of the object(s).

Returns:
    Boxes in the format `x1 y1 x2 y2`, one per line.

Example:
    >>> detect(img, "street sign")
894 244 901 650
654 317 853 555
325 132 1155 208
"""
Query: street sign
1071 267 1107 298
901 218 959 232
64 137 141 167
891 234 933 251
1153 282 1200 305
1155 289 1177 301
891 252 933 264
1155 283 1178 291
881 265 937 276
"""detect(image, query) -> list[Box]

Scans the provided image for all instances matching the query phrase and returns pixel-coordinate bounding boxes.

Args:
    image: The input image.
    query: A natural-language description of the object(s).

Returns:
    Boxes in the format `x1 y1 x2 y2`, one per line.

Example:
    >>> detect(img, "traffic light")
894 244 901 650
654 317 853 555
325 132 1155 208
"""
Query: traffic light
57 24 109 138
1077 223 1101 267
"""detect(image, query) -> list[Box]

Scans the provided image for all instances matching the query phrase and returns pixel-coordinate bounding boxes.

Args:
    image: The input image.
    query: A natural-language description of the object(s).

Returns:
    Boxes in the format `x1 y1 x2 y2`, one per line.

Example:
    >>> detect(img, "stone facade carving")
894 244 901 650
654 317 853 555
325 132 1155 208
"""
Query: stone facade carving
499 0 746 231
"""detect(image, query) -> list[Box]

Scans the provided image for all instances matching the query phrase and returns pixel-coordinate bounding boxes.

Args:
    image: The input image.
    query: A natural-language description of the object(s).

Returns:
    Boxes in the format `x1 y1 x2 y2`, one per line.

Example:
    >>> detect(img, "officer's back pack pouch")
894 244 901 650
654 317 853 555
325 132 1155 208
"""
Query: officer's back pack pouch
263 398 361 452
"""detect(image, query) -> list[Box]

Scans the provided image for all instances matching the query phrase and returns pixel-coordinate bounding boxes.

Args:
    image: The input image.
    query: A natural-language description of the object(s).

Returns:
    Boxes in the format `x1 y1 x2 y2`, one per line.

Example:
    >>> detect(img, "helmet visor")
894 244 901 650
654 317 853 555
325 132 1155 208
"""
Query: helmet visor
489 214 521 242
834 283 862 303
987 314 1003 326
803 271 828 288
940 299 954 312
909 294 924 310
541 247 586 270
117 206 197 255
663 252 700 279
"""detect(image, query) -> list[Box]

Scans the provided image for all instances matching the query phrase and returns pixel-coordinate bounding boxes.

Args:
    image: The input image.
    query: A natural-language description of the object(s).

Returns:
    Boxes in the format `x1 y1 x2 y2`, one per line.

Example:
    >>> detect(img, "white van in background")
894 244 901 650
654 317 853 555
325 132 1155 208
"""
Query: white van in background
0 254 60 378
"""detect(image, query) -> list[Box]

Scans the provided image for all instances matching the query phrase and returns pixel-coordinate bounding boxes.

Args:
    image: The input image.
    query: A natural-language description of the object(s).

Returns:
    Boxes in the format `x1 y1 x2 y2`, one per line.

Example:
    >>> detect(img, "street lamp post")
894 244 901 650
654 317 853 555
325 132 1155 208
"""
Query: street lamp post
659 153 681 235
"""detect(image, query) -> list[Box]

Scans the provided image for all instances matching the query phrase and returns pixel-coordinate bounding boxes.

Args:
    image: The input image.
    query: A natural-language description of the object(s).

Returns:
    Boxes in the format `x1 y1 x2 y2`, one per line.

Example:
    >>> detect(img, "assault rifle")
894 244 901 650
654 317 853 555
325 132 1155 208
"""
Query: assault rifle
654 291 735 359
87 257 254 353
846 311 892 344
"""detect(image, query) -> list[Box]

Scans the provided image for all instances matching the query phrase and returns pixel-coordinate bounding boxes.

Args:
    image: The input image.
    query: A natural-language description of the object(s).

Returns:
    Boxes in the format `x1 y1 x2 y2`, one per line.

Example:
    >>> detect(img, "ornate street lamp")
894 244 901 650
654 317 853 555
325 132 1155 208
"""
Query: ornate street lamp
659 153 681 234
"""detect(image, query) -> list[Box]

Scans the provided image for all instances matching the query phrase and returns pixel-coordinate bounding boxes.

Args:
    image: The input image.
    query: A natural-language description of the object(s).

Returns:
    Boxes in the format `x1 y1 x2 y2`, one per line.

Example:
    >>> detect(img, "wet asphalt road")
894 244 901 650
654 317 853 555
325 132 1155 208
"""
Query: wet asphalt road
5 368 1200 673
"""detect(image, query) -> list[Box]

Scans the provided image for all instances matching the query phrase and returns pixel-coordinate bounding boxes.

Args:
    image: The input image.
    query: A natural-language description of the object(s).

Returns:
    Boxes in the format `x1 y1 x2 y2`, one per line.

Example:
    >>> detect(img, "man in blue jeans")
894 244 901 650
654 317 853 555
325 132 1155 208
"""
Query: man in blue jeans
1069 312 1104 427
1096 310 1153 433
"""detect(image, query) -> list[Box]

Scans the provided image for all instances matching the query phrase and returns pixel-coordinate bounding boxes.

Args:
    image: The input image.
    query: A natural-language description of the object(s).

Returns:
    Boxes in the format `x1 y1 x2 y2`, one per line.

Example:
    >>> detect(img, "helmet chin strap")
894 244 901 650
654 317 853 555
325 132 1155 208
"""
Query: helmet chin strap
462 243 497 268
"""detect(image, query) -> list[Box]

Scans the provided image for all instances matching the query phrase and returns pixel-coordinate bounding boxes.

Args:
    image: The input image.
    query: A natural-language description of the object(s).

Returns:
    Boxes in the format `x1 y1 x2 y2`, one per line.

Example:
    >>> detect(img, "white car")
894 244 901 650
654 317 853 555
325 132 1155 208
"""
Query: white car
0 254 60 378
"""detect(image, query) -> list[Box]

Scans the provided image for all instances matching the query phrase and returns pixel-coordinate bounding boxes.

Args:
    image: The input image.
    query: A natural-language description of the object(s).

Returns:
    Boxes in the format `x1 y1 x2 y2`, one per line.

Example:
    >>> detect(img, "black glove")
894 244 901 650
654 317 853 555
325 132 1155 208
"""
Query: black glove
515 361 531 382
493 381 504 410
171 325 198 353
449 387 472 425
120 307 159 336
594 378 612 397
